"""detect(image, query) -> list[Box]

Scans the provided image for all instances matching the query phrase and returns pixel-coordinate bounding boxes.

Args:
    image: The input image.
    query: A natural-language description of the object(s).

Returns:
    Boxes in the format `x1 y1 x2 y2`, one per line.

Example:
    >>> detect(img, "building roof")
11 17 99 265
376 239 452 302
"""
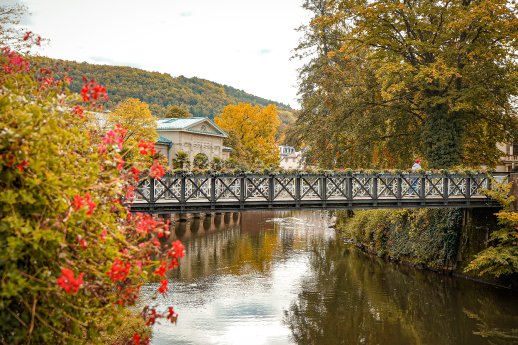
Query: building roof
157 117 227 137
156 136 173 146
223 146 233 151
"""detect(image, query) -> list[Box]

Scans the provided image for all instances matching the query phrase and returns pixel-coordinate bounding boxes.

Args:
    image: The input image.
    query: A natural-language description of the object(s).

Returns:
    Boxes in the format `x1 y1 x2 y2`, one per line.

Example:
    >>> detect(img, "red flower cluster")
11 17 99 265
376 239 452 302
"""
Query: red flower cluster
130 167 141 182
56 268 84 294
138 140 157 156
135 213 159 235
71 105 84 118
132 333 149 345
80 79 108 104
1 48 30 74
98 124 127 154
154 262 167 277
72 192 96 216
107 258 131 282
22 31 41 45
149 160 165 179
167 240 185 269
158 279 168 293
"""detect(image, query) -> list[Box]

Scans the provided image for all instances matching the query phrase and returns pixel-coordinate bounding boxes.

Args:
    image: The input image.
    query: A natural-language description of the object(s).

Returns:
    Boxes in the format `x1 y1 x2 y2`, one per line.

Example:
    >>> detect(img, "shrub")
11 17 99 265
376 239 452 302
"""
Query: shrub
0 47 182 344
193 153 209 169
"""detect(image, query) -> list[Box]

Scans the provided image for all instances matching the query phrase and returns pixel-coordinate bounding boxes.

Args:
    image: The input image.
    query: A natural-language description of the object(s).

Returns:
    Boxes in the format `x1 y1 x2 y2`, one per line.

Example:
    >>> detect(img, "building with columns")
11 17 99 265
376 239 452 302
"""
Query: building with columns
155 117 231 166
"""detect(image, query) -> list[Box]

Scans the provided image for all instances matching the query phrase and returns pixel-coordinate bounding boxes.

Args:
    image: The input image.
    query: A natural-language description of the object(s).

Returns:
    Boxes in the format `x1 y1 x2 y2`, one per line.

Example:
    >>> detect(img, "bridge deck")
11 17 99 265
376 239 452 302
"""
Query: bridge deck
129 172 508 213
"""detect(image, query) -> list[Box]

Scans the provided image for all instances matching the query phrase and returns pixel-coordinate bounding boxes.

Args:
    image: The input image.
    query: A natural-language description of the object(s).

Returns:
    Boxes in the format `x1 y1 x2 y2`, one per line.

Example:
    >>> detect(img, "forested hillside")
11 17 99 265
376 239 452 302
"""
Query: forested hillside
30 56 295 120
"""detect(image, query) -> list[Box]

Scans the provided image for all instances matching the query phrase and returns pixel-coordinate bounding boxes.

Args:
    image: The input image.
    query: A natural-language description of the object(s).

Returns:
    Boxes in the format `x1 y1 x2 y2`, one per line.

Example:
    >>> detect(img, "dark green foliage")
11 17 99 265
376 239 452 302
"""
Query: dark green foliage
422 105 464 168
192 153 209 169
210 157 224 171
172 151 190 169
30 57 294 119
337 209 463 270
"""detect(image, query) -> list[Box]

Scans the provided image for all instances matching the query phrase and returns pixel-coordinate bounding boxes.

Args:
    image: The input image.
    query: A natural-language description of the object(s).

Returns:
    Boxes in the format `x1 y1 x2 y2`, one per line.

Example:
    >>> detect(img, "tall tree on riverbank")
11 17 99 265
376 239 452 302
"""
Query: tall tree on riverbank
215 103 280 167
293 0 518 169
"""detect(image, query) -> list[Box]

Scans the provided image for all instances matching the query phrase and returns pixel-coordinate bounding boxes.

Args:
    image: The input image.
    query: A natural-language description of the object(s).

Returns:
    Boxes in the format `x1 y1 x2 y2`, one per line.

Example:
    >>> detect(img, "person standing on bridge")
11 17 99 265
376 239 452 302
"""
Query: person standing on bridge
410 159 422 195
412 159 422 172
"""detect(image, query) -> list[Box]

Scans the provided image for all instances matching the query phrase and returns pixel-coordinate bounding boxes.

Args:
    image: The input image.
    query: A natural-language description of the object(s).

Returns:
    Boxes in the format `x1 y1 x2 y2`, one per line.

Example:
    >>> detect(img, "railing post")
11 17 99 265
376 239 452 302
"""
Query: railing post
180 174 186 204
443 175 449 204
268 174 274 206
346 173 353 200
372 174 378 201
239 174 245 208
396 174 402 200
210 174 216 204
465 175 471 200
321 174 328 205
419 175 426 200
149 177 155 204
295 174 301 206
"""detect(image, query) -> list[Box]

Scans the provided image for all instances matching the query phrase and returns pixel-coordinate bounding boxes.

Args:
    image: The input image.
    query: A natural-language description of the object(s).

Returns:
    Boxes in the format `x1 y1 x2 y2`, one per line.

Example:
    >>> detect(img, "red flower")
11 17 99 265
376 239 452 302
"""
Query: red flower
107 258 131 282
133 333 141 345
154 262 167 277
149 160 165 180
72 105 84 119
168 240 185 269
158 279 168 293
56 268 84 294
80 79 108 104
72 194 86 210
130 167 141 182
138 140 157 156
16 160 28 172
23 31 31 41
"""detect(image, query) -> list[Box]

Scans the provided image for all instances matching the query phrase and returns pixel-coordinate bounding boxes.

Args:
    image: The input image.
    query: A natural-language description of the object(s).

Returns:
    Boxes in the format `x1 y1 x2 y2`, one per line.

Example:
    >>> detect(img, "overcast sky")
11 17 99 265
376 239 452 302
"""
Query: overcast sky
14 0 310 108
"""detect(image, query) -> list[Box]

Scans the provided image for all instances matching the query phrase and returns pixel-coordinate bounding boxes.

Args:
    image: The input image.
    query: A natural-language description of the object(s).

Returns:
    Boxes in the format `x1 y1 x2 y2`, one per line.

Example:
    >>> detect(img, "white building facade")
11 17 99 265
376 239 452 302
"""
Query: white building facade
156 118 231 166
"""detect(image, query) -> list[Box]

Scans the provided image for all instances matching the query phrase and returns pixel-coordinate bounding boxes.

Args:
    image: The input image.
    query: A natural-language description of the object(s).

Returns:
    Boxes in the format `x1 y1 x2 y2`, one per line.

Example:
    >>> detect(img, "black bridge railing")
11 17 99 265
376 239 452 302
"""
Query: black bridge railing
130 172 509 213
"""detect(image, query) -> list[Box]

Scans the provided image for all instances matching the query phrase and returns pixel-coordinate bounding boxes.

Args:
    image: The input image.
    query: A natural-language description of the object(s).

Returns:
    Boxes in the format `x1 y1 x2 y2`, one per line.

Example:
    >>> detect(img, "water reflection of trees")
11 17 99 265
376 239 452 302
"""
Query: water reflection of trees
284 239 518 345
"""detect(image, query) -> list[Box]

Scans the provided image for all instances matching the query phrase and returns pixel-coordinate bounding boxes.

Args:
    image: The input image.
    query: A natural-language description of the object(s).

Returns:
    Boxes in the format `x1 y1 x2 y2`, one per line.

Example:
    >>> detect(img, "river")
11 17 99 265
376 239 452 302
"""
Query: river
141 211 518 345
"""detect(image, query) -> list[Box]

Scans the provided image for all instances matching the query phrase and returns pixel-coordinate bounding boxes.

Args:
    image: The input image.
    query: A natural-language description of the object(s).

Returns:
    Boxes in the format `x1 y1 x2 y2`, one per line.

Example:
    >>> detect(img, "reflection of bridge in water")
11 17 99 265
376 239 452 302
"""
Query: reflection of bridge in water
165 211 327 281
131 173 510 213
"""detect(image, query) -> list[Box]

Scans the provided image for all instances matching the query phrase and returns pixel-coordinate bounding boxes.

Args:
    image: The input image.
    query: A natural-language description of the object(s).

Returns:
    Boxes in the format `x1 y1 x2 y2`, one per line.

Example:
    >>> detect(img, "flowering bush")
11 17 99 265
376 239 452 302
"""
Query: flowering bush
0 47 182 344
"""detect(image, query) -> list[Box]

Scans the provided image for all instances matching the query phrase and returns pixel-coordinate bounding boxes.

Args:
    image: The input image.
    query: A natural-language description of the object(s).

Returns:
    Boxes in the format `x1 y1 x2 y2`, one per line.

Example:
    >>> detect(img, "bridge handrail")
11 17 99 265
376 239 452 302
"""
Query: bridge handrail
131 172 510 212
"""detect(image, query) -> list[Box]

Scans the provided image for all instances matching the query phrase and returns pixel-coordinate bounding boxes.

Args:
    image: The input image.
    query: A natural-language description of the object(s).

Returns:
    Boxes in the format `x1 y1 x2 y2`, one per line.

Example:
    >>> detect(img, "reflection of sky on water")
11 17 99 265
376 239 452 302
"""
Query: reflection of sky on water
147 212 331 345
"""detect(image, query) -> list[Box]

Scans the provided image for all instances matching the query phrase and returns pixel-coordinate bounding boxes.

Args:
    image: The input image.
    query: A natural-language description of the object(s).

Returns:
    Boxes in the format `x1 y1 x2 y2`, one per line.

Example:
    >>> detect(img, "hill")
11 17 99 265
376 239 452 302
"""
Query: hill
31 57 295 121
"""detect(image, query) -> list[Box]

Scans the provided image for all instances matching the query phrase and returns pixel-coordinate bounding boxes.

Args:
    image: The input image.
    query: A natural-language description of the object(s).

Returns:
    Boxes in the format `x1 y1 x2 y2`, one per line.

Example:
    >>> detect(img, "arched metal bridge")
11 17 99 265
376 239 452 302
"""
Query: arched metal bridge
130 172 509 213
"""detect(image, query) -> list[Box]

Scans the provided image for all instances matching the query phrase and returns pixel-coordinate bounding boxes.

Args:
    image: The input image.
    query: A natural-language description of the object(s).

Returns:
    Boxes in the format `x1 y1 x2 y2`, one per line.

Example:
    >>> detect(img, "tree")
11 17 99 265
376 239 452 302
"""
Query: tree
163 105 192 118
173 151 190 169
193 153 209 169
215 103 280 167
465 179 518 278
293 0 518 169
106 98 158 159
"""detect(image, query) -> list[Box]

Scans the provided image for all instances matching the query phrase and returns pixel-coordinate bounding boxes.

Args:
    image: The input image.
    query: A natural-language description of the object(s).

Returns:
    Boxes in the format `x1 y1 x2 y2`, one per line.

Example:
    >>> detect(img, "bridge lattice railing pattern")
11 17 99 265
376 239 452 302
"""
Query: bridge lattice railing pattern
133 173 509 206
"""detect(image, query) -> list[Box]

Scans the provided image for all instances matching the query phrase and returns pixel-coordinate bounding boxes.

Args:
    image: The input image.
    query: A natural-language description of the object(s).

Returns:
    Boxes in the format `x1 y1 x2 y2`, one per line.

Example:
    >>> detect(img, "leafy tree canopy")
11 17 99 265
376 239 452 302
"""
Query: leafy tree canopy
215 103 280 167
291 0 518 169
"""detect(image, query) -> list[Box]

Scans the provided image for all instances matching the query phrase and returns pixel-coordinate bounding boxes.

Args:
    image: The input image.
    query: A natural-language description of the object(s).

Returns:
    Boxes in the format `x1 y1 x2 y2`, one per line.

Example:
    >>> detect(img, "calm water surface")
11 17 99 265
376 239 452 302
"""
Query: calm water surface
142 211 518 345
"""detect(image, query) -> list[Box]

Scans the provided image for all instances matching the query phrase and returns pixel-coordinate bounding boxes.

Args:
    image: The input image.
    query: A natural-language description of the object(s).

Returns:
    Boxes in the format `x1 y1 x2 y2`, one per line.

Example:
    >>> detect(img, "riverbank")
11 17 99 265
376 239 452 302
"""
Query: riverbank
335 208 518 290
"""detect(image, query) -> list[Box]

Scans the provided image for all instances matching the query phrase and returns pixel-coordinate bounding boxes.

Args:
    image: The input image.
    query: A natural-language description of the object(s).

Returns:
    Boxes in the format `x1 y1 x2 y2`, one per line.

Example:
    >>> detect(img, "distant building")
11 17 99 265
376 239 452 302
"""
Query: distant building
156 117 231 166
279 145 305 170
496 143 518 172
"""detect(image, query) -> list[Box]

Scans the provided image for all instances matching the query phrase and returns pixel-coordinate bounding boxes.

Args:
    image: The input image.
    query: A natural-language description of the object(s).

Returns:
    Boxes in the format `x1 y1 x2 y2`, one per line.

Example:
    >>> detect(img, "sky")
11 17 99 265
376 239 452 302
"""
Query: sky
13 0 311 108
